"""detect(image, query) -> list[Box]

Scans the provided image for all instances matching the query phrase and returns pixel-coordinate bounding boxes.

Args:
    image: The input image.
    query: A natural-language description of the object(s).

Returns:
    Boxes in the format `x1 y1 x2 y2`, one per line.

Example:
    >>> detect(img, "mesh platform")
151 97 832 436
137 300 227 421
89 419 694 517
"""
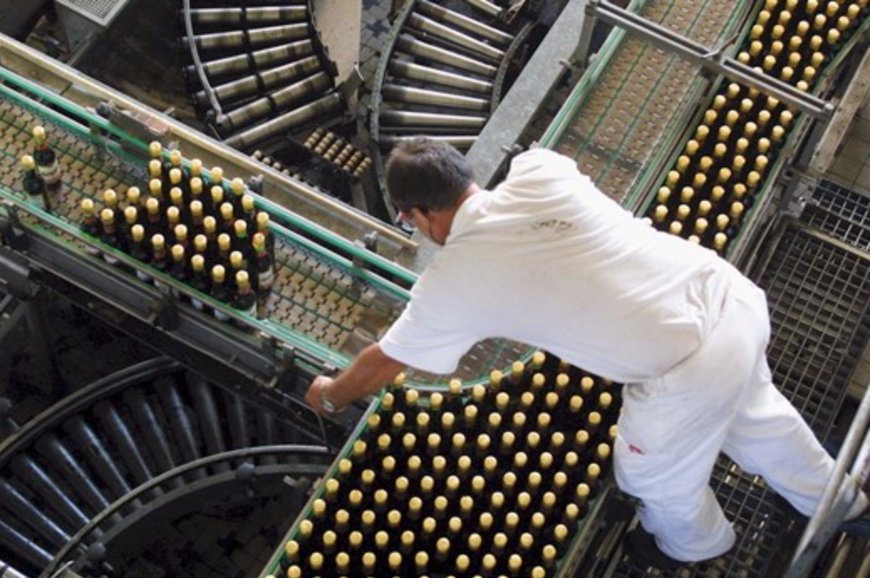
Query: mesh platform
609 218 870 578
800 180 870 252
55 0 129 24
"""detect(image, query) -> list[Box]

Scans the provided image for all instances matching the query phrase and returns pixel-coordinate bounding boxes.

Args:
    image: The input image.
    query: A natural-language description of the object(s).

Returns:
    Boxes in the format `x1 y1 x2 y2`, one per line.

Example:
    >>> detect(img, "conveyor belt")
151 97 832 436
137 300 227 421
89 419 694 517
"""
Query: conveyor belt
0 80 531 388
0 357 332 576
540 0 746 206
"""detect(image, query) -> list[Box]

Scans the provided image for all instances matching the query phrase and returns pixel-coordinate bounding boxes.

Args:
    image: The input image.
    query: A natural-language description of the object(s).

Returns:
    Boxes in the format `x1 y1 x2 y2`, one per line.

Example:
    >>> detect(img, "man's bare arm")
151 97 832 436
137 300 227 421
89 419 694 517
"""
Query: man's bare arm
305 343 406 413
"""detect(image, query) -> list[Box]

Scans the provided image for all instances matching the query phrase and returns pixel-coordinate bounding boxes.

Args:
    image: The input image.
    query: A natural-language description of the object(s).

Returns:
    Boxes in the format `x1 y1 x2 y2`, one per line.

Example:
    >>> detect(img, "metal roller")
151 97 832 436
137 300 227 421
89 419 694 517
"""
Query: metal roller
418 1 513 45
94 401 160 495
257 412 278 465
189 6 308 27
389 60 493 94
216 72 332 133
188 375 231 474
182 23 309 53
407 13 504 61
464 0 503 18
195 56 322 105
123 389 183 489
380 109 487 129
190 40 315 80
35 435 111 515
155 379 207 480
225 392 251 450
379 134 478 148
0 479 69 548
224 92 342 150
0 518 51 569
11 455 90 530
63 416 133 501
395 34 496 78
382 83 489 111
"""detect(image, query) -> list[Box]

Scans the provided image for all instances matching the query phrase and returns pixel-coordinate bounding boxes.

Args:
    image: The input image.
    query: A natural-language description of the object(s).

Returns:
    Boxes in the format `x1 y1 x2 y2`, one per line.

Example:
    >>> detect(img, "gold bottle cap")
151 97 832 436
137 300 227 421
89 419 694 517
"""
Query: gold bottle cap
666 170 680 186
714 232 728 250
694 217 709 235
99 208 114 226
123 206 137 225
190 254 205 272
210 166 224 183
170 187 183 206
231 177 245 196
168 149 182 166
203 216 216 234
657 186 671 203
174 224 188 242
211 186 224 204
148 159 162 178
20 154 37 170
190 177 203 196
151 233 166 251
242 194 255 212
220 202 234 221
148 141 162 158
166 206 180 224
211 264 225 283
169 168 183 185
131 224 145 242
218 233 231 251
234 219 247 237
171 244 185 262
653 205 668 223
149 178 162 197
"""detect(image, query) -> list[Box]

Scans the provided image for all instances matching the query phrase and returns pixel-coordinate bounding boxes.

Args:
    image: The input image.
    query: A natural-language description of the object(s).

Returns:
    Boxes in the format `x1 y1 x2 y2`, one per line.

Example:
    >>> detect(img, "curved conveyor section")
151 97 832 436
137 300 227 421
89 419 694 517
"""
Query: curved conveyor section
180 0 343 154
0 357 331 576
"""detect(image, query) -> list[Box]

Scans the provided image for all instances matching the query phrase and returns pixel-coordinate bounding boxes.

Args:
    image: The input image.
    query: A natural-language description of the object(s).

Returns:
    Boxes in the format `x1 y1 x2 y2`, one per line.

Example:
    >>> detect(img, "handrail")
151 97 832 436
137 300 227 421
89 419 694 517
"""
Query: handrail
784 384 870 578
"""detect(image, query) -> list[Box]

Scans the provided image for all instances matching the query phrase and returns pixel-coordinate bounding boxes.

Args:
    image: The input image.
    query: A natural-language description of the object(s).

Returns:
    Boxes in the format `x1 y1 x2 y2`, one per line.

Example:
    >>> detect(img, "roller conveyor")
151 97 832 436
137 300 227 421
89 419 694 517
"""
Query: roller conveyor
0 358 333 576
180 1 344 157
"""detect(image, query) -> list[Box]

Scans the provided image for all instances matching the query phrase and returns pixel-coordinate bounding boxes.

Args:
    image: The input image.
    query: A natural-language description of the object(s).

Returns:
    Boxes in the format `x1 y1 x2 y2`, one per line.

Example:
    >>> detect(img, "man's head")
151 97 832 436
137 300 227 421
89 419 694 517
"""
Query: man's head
385 138 475 214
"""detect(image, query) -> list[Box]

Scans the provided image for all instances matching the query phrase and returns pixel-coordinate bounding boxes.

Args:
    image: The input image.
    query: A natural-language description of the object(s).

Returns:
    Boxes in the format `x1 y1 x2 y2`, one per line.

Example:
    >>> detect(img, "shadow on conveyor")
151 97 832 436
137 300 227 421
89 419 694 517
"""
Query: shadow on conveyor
0 314 333 577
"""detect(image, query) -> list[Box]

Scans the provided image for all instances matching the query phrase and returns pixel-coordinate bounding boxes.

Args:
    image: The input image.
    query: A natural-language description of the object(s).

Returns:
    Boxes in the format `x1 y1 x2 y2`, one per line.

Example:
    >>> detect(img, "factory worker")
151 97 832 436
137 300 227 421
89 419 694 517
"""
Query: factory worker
306 138 867 568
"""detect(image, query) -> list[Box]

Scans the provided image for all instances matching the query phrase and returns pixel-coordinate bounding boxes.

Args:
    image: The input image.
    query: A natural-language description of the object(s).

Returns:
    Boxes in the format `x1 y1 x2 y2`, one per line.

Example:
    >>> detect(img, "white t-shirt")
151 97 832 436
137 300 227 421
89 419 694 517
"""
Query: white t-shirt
380 148 739 383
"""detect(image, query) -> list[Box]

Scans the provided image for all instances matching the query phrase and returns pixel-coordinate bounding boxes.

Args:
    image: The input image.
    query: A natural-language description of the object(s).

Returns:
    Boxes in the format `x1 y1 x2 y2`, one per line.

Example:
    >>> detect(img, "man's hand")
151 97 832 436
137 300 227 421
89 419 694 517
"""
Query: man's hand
306 375 336 415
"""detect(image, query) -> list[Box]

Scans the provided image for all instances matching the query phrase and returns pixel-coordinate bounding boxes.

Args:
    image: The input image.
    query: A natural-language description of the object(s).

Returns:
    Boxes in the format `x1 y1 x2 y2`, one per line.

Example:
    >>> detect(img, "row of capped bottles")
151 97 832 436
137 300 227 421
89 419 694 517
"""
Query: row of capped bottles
18 125 64 211
268 352 622 578
645 0 867 253
79 142 277 319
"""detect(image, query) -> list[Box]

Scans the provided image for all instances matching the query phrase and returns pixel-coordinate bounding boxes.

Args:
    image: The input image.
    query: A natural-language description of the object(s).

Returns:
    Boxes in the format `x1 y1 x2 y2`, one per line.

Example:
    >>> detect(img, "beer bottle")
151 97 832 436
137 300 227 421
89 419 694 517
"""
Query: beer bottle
31 126 62 190
189 254 210 311
233 270 257 316
20 155 50 211
128 225 152 283
99 208 121 265
210 265 231 322
170 244 189 283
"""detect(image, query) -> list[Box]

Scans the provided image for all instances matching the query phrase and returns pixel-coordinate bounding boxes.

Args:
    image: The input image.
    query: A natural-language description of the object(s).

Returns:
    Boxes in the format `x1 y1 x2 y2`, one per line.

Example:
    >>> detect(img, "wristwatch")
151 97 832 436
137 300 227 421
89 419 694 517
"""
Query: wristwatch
320 387 341 414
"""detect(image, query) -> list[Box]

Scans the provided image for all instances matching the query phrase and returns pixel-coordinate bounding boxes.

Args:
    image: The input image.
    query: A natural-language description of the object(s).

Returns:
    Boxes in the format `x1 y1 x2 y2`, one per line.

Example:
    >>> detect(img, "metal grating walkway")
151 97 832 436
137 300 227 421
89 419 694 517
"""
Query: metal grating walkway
800 180 870 252
610 217 870 578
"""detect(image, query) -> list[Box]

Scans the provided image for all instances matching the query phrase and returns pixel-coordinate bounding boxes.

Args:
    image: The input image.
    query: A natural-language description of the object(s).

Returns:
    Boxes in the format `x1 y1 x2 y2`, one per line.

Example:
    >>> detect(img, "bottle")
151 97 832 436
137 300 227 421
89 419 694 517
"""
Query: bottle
256 211 275 261
128 225 152 282
220 202 235 236
170 244 189 284
150 234 169 286
241 194 258 229
145 198 163 238
210 265 231 321
99 209 121 265
20 155 50 211
31 126 62 189
148 159 163 180
230 177 247 211
189 255 210 310
149 178 164 202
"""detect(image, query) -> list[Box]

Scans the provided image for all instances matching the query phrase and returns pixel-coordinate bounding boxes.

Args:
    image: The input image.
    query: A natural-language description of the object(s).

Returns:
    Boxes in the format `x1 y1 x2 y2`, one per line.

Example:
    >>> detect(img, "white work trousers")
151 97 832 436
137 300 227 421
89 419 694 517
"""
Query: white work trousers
614 276 850 562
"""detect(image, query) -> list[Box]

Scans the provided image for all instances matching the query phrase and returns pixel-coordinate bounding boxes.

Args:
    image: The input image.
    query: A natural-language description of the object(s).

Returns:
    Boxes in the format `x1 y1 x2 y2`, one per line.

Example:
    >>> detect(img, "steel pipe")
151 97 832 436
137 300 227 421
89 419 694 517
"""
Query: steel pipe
124 389 184 489
226 392 251 450
189 6 307 27
382 83 489 111
183 23 310 53
63 416 133 500
191 40 315 80
189 376 231 474
94 401 159 493
0 519 50 570
380 109 487 128
11 455 90 529
224 92 342 150
35 435 111 514
216 72 332 133
389 60 493 94
156 380 207 481
396 33 496 77
195 56 322 105
418 0 513 45
0 479 69 548
464 0 503 18
408 13 504 61
379 134 478 148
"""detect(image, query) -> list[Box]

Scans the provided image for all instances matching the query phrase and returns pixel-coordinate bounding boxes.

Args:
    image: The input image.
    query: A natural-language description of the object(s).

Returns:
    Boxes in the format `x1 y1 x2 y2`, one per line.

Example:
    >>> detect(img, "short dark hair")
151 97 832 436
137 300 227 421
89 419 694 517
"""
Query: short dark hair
385 138 475 213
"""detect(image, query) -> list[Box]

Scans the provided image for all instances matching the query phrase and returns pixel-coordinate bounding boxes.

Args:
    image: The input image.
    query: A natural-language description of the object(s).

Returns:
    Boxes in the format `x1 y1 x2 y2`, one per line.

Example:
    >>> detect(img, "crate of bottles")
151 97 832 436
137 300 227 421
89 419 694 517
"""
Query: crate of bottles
263 351 622 578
